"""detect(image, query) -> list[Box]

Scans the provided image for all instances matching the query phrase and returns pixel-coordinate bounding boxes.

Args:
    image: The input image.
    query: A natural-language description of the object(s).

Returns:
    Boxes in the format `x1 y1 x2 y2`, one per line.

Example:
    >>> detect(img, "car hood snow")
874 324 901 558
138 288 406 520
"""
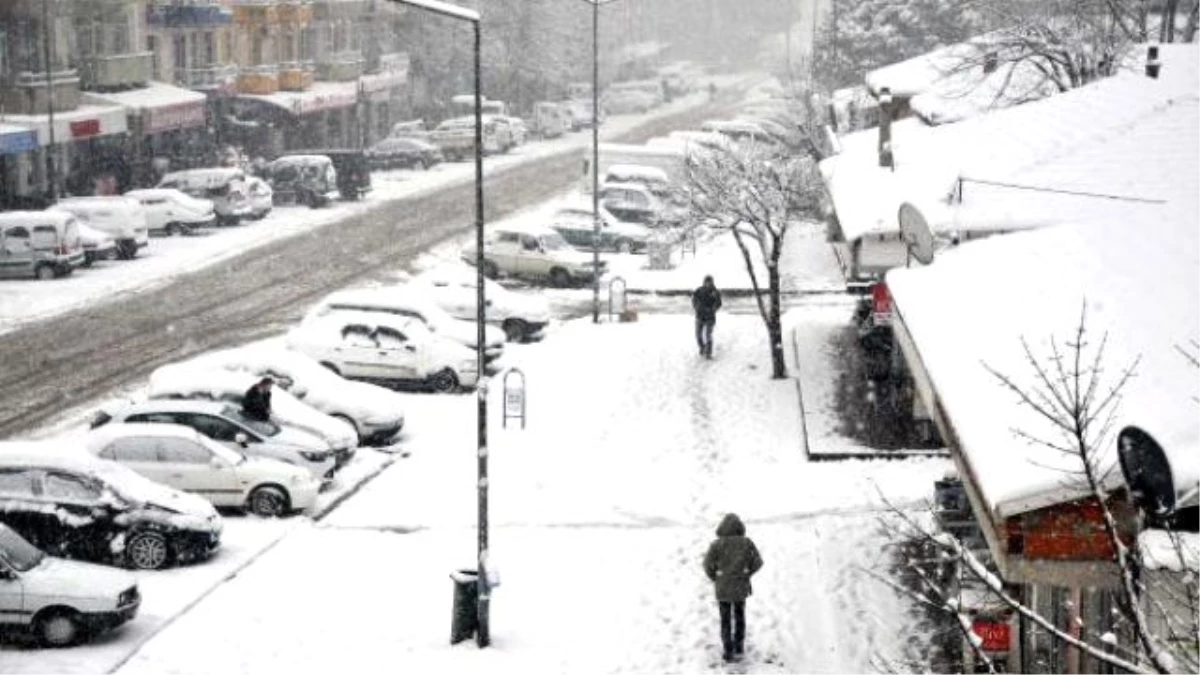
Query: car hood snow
24 556 136 600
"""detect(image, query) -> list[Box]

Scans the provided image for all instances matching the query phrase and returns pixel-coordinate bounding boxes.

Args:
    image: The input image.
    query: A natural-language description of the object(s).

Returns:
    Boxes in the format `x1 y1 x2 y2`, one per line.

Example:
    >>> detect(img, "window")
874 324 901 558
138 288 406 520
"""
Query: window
107 437 160 463
0 469 36 498
126 412 179 425
374 326 407 349
497 232 520 245
43 472 102 502
3 226 31 254
341 324 377 348
521 235 539 251
173 34 187 71
147 35 160 78
0 31 8 76
160 440 210 464
179 413 242 443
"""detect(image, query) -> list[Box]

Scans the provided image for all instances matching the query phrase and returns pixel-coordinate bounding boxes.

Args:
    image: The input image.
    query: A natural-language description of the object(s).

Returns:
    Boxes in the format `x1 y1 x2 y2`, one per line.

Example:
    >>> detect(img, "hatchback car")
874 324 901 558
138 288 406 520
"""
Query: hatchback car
287 312 479 393
0 523 140 646
0 442 223 571
85 424 322 517
92 400 338 481
52 196 150 260
463 225 604 288
411 265 552 343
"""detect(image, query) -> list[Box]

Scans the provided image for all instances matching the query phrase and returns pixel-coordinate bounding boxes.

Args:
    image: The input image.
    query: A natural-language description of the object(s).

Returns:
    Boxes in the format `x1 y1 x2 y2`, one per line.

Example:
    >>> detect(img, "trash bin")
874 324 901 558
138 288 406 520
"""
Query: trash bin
449 569 479 645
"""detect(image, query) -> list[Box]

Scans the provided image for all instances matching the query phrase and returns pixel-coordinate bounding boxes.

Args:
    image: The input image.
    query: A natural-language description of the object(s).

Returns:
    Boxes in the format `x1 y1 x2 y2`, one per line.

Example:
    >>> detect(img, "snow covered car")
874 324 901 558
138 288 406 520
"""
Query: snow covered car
462 225 605 288
0 441 223 571
302 287 506 366
146 363 357 467
124 188 217 236
547 200 652 253
52 196 150 260
187 344 406 446
84 424 321 517
244 176 274 220
287 311 479 393
78 222 118 266
91 400 338 481
0 522 140 647
602 164 676 202
411 264 552 342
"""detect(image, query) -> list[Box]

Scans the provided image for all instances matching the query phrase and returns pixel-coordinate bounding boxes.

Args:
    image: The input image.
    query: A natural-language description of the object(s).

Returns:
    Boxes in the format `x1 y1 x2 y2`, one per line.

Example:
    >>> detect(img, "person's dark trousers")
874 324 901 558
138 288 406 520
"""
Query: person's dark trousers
696 317 715 357
718 600 746 659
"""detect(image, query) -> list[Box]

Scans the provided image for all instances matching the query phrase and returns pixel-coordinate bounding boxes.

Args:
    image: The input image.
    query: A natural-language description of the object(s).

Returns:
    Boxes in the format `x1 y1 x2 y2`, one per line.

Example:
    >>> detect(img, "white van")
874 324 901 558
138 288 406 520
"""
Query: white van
0 210 85 280
53 197 150 260
158 168 253 225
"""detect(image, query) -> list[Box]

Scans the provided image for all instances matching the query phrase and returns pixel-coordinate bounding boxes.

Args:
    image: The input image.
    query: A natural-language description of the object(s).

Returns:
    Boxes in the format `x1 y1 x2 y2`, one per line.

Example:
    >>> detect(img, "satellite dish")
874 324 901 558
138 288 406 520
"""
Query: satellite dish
1117 426 1177 520
898 202 936 265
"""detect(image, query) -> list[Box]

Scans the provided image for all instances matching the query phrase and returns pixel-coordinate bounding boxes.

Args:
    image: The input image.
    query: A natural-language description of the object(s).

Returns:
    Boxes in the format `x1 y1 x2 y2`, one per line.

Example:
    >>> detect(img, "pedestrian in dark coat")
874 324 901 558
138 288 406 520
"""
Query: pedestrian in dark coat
691 275 722 358
703 513 763 662
242 377 274 422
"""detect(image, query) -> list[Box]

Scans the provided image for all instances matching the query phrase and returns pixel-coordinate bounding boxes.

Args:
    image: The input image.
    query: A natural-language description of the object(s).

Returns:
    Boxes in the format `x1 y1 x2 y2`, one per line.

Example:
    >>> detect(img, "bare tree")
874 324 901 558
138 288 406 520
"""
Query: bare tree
680 138 826 379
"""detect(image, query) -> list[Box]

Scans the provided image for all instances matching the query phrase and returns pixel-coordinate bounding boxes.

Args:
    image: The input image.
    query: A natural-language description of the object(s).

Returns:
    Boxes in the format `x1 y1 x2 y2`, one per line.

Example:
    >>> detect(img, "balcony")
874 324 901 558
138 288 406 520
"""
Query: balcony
2 70 82 115
147 3 234 27
277 2 314 24
236 64 279 95
278 61 315 91
79 52 153 91
234 1 312 26
315 51 364 82
180 63 239 91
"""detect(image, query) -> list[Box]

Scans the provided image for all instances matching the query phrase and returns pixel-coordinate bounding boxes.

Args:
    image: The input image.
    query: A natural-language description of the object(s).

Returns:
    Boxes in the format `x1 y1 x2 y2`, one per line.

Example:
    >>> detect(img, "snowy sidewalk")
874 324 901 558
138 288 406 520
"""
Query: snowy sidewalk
112 309 950 675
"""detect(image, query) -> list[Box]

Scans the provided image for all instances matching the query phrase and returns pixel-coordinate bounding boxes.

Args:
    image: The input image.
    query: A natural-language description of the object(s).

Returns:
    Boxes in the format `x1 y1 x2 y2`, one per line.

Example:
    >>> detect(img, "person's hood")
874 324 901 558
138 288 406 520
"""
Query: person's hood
715 513 746 537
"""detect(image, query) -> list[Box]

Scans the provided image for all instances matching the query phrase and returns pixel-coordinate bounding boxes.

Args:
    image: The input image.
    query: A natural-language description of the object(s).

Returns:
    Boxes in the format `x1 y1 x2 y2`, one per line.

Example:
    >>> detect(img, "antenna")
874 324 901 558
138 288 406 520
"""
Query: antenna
898 202 935 266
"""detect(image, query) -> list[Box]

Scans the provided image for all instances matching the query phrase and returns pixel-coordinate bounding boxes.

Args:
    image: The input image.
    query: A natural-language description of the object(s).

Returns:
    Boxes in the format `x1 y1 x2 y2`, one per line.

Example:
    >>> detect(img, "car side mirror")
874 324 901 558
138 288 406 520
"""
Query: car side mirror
234 432 249 446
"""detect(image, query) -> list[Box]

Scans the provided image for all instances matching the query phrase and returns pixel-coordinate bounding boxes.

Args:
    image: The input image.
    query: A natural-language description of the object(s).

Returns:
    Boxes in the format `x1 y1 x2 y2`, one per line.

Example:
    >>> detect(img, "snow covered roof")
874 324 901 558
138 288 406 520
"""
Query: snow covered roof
88 81 205 111
886 203 1199 519
821 56 1200 244
1139 530 1199 572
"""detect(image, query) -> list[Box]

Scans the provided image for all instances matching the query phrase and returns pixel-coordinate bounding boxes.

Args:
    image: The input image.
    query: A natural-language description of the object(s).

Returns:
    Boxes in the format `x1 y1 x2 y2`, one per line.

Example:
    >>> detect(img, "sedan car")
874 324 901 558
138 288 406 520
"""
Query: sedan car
187 344 406 446
124 188 217 236
92 400 338 481
84 424 321 517
462 225 605 288
366 137 444 170
287 311 479 393
0 523 140 646
547 201 651 253
146 363 357 467
410 265 552 342
0 441 223 571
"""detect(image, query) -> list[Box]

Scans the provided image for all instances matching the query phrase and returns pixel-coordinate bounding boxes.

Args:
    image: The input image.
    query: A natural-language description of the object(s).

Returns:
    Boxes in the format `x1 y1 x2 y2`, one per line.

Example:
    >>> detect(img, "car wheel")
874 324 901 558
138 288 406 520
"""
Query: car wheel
549 267 571 288
503 319 528 343
35 264 56 281
36 609 81 648
481 260 499 279
616 239 633 254
429 368 459 393
330 413 361 443
248 485 290 517
126 530 170 570
166 222 184 236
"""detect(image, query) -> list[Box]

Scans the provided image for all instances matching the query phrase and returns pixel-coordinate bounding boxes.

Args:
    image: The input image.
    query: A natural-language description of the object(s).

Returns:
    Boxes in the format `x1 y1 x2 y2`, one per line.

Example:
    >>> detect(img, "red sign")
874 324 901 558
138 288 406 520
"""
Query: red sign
146 102 206 134
69 119 101 138
971 619 1012 652
871 282 892 326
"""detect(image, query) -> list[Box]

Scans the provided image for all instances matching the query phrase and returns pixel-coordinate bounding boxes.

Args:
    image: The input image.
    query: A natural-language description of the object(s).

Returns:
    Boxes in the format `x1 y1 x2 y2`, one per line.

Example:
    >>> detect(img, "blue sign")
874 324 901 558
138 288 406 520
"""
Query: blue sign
0 128 37 156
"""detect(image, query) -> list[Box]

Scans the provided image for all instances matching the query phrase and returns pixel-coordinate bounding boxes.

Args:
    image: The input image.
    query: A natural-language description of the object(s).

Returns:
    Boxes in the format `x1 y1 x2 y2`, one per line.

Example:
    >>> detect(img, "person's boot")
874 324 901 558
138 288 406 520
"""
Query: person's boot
722 648 735 663
734 641 744 657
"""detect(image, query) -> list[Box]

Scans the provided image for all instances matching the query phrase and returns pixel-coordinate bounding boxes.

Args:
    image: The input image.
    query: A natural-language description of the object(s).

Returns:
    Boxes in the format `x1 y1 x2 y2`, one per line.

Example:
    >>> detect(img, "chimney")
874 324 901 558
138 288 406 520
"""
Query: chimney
1146 45 1161 79
877 87 894 170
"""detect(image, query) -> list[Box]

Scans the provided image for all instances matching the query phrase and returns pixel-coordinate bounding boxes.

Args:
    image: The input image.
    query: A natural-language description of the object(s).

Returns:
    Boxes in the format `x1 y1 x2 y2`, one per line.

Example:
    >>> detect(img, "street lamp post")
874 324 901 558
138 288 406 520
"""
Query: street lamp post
385 0 489 648
580 0 619 324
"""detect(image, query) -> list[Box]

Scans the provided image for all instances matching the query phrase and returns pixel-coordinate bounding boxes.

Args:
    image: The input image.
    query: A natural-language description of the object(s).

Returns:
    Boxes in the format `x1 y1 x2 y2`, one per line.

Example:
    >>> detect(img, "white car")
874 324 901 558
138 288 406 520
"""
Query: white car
188 344 406 446
146 364 357 467
462 225 605 288
92 400 339 481
302 287 506 366
548 199 653 252
411 264 552 342
84 423 322 517
0 523 140 647
245 176 274 220
287 311 479 393
125 188 217 236
51 196 150 260
78 222 118 267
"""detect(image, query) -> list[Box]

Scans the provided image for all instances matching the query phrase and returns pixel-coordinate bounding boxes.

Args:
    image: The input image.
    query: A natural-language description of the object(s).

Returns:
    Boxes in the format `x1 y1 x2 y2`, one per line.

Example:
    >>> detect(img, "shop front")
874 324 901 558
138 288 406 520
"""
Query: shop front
1 104 130 199
0 125 39 209
231 80 360 157
90 83 210 186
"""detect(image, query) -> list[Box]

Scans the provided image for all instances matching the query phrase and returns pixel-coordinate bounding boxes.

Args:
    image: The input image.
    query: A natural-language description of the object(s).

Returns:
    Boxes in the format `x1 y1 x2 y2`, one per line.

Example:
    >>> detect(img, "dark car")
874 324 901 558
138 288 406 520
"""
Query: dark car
284 149 372 201
0 446 223 570
366 138 444 170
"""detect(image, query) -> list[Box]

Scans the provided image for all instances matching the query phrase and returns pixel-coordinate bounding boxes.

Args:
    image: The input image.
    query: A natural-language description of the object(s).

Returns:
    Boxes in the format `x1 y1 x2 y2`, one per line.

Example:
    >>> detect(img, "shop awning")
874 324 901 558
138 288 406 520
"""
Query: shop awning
241 80 359 117
0 124 38 155
88 82 208 134
0 104 129 146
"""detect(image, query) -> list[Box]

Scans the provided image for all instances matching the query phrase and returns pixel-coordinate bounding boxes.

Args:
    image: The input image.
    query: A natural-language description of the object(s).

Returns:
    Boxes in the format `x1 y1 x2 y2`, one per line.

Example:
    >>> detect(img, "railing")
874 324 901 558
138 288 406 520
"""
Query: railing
80 52 153 90
278 61 314 91
236 64 280 95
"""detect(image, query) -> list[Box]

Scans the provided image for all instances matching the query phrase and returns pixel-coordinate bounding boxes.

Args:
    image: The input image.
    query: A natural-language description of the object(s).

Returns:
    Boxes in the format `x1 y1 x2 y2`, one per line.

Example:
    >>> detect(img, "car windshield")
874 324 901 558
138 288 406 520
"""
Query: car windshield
0 524 44 572
222 405 280 437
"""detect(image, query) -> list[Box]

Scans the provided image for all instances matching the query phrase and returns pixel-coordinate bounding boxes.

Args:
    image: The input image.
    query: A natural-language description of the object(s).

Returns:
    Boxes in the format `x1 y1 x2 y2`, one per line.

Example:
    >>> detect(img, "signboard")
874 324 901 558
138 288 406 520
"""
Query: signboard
0 128 37 155
70 119 101 138
146 102 207 134
971 619 1011 653
294 88 358 115
871 282 892 326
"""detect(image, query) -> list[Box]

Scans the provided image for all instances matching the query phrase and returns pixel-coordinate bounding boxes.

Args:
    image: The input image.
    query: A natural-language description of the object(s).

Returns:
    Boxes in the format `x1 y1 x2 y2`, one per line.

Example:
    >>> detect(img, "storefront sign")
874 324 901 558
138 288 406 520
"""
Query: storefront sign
871 282 892 326
0 127 37 155
294 88 358 115
70 119 102 138
146 102 207 134
971 619 1011 653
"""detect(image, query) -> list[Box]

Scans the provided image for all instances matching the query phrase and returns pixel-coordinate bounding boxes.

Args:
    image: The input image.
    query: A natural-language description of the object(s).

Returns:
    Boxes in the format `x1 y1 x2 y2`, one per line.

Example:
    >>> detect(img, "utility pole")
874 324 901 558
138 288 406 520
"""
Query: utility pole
580 0 619 324
41 0 58 203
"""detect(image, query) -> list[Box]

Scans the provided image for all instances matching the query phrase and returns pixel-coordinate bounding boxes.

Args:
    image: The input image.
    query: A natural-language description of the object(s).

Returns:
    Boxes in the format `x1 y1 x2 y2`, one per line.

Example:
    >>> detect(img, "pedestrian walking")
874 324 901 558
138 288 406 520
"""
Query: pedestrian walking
242 376 274 422
703 513 763 663
691 275 722 358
